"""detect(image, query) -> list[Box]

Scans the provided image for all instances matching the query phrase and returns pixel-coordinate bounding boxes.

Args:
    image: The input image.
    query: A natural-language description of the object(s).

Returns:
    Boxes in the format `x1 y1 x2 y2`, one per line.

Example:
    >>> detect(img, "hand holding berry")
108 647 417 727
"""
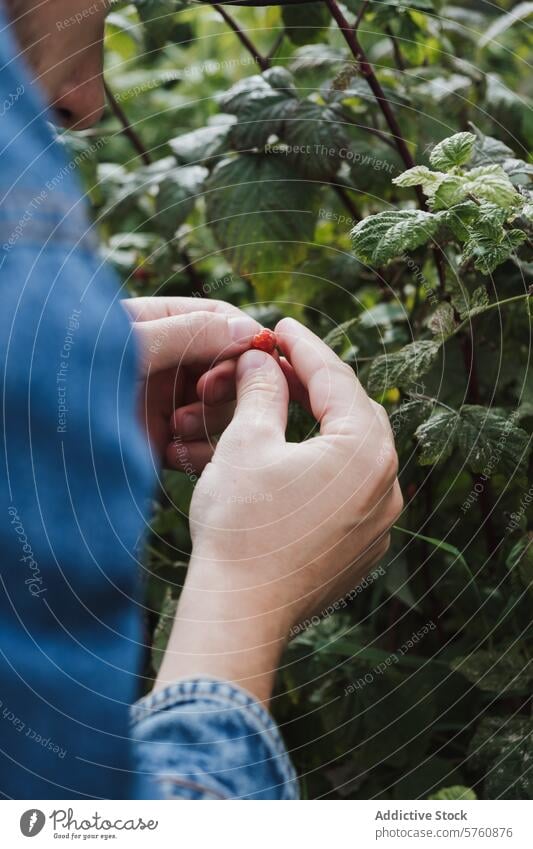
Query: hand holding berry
156 318 403 704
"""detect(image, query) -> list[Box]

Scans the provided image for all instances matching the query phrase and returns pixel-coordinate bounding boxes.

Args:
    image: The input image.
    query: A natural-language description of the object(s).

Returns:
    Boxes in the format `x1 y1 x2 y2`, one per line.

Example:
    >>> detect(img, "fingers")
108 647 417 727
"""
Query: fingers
275 317 373 436
197 355 312 415
216 350 289 453
171 400 235 441
133 311 261 377
165 438 214 474
197 358 238 405
122 296 244 323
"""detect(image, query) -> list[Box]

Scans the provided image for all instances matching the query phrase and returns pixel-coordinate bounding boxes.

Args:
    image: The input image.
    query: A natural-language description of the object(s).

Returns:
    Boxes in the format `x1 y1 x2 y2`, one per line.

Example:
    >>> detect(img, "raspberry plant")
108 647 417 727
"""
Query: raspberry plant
70 0 533 799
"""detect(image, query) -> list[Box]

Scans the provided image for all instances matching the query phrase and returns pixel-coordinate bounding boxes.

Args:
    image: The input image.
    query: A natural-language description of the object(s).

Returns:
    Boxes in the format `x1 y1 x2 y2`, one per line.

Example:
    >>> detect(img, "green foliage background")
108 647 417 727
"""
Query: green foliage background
70 0 532 799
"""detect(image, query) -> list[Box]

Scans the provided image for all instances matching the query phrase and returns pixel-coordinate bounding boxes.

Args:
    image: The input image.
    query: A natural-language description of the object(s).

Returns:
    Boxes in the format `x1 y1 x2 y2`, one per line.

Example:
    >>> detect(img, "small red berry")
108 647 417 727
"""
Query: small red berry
251 328 277 354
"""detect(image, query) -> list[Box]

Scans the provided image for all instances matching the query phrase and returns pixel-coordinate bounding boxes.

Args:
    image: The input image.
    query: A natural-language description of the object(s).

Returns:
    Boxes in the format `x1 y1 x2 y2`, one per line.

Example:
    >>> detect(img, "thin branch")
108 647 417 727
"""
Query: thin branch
324 0 423 204
104 80 152 166
266 30 285 61
213 5 270 72
385 25 406 72
332 185 360 221
353 0 370 33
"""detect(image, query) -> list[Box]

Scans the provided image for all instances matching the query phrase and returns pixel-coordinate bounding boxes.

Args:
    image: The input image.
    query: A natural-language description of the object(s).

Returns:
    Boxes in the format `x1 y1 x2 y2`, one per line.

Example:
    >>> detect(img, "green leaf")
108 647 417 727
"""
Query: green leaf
206 154 318 288
469 716 533 799
428 302 457 338
431 175 469 210
462 227 526 274
415 408 457 465
219 70 297 151
393 166 446 195
169 123 234 165
467 165 520 209
282 101 351 179
415 405 531 473
154 165 208 237
429 131 476 170
282 2 331 46
451 650 533 694
389 399 434 452
368 340 441 394
351 210 441 265
428 786 477 800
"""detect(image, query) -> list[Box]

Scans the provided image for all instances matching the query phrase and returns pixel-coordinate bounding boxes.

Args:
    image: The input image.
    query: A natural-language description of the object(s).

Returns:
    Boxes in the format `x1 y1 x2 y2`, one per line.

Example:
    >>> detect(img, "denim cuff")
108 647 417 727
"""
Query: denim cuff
130 678 299 800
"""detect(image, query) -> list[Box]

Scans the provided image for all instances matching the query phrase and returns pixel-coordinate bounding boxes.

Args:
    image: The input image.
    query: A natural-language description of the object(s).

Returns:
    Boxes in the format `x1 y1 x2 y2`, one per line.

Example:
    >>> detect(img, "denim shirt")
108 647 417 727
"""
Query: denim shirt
0 12 296 800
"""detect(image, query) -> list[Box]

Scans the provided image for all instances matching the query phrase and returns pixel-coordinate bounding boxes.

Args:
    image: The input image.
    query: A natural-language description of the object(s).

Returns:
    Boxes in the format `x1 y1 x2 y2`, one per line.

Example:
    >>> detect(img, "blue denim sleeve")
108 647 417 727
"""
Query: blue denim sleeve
131 679 299 800
0 14 155 799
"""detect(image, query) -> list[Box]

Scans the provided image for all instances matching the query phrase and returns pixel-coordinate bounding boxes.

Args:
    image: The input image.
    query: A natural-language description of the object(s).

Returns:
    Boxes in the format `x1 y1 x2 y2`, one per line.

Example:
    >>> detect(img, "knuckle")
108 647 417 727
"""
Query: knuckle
183 312 215 351
388 482 404 524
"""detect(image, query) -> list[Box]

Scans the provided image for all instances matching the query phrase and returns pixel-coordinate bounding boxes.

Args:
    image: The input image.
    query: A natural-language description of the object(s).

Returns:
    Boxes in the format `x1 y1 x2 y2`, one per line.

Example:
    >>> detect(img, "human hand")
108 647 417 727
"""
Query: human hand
156 318 403 703
122 297 260 470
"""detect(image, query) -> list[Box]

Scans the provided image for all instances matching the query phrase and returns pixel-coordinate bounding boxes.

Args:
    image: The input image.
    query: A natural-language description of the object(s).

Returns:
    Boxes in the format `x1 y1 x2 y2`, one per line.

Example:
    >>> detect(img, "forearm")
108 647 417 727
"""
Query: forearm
153 555 288 706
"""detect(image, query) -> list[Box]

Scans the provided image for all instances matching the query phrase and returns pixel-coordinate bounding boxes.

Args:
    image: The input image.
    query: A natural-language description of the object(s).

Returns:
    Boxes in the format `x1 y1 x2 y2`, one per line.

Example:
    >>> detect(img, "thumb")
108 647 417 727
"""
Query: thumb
218 350 289 451
133 312 260 376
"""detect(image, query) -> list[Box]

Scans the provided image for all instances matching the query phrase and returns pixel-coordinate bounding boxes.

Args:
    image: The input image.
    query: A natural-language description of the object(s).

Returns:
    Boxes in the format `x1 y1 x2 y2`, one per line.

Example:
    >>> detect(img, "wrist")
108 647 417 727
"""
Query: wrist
153 552 289 706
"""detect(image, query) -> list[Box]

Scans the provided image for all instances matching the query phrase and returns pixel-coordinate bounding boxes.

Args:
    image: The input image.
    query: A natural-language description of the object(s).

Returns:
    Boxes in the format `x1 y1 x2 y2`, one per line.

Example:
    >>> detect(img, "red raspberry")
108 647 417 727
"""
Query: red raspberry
251 328 277 354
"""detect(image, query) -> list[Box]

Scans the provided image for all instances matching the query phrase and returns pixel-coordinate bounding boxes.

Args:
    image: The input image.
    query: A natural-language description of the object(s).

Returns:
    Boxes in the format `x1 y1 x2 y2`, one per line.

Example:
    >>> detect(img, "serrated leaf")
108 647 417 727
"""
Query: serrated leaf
468 716 532 799
323 316 360 353
219 71 297 151
154 165 208 237
390 399 434 452
428 302 457 338
415 408 457 465
468 166 520 209
430 175 469 210
206 154 318 286
352 210 441 265
282 101 351 179
416 404 531 472
463 227 526 274
169 123 233 165
393 166 446 195
429 132 476 170
368 340 441 394
451 650 532 694
443 200 480 240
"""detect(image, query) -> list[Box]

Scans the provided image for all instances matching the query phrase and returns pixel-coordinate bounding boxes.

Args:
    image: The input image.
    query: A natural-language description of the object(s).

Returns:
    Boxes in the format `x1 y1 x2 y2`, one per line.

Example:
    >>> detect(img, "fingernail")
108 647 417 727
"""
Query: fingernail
229 316 258 345
180 412 198 436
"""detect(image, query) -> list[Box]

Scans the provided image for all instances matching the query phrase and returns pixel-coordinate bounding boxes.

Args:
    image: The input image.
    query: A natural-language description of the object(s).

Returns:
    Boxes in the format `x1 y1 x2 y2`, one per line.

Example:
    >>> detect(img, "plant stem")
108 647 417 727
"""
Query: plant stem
104 80 152 166
213 5 270 72
333 184 360 221
385 25 406 72
324 0 421 195
353 0 370 32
